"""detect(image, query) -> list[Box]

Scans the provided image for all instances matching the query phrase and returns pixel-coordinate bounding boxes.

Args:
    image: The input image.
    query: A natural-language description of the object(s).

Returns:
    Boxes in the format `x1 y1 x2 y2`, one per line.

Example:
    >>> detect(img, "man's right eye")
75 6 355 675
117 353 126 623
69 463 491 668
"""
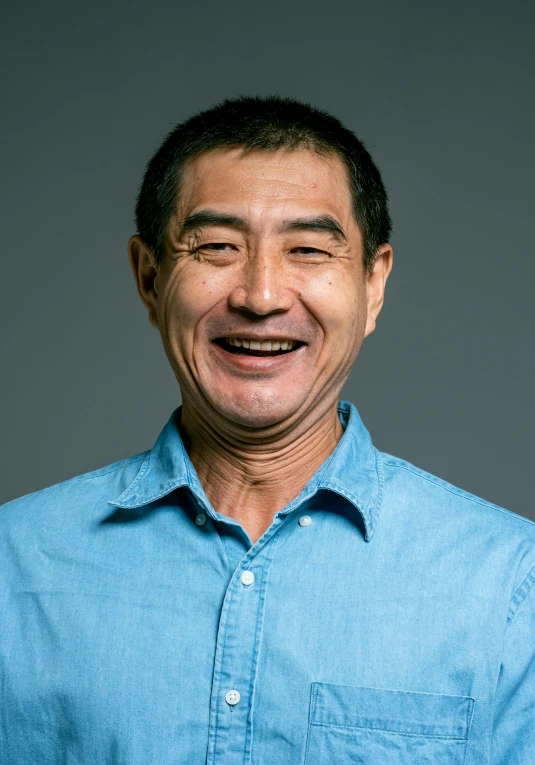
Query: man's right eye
199 242 235 251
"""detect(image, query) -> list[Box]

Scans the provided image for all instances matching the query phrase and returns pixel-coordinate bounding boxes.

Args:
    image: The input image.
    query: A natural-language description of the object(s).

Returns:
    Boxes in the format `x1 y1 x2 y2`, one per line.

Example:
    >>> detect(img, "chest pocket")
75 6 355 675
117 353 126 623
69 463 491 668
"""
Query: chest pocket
305 683 474 765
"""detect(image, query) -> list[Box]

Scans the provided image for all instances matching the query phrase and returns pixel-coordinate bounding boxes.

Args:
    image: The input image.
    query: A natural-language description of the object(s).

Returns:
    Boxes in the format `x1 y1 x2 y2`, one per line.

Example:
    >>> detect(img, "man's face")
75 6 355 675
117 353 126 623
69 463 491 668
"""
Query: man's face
130 147 392 430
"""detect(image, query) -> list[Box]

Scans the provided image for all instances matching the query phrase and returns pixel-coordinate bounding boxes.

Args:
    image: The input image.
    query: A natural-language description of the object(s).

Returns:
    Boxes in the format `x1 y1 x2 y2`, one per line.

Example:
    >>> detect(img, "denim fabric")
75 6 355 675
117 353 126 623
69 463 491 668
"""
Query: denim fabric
1 400 534 764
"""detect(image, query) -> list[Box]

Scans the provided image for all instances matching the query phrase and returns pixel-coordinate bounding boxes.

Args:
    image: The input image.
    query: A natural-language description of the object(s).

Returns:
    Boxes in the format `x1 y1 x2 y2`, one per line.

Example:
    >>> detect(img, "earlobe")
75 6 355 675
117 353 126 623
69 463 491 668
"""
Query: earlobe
364 316 377 338
364 244 393 338
127 235 160 329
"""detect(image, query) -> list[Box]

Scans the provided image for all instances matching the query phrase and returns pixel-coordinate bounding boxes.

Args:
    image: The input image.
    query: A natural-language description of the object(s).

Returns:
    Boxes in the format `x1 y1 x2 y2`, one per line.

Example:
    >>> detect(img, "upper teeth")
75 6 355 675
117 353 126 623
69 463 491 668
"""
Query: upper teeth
227 337 296 351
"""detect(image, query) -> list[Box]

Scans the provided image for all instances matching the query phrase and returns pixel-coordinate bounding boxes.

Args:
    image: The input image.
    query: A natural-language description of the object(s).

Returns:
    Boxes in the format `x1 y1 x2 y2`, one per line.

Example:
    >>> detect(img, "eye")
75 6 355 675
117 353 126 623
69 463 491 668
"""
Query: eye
290 247 330 256
198 242 236 252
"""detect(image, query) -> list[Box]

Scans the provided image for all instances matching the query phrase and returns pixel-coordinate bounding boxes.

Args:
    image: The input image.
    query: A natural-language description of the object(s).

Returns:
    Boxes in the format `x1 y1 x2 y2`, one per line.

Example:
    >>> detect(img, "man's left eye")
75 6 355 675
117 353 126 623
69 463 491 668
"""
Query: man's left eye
291 247 328 256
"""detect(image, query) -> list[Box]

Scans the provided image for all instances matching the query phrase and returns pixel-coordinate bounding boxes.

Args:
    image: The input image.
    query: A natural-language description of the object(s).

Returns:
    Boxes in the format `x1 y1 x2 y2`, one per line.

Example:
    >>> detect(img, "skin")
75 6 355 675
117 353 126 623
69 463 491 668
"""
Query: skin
129 146 393 543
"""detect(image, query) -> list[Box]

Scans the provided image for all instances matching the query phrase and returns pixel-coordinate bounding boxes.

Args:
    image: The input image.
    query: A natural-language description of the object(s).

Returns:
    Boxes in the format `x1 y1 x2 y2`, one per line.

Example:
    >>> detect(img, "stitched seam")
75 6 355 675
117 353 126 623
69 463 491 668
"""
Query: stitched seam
314 448 338 485
319 481 363 508
507 564 535 622
242 532 283 765
121 479 189 508
209 577 236 765
318 449 384 540
120 450 155 497
207 509 289 763
372 448 385 535
215 526 231 570
304 684 321 763
368 449 385 538
317 482 369 535
278 484 321 517
184 451 195 487
309 722 468 740
383 459 535 528
462 698 475 765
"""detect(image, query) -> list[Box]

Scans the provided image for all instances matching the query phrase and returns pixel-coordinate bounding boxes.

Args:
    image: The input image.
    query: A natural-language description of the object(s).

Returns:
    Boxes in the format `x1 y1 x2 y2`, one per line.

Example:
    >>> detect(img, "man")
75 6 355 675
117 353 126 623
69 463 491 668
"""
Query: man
0 96 533 764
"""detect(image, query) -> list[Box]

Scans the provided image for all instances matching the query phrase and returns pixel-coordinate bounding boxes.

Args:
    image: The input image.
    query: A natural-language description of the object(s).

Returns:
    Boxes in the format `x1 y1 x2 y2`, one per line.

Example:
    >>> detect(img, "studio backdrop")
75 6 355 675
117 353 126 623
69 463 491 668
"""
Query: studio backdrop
1 0 534 521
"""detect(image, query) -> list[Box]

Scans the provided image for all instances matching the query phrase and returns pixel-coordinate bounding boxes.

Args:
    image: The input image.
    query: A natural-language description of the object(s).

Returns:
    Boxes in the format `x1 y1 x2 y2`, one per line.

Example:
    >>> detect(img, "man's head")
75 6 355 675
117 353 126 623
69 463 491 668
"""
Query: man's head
134 95 391 275
129 96 393 436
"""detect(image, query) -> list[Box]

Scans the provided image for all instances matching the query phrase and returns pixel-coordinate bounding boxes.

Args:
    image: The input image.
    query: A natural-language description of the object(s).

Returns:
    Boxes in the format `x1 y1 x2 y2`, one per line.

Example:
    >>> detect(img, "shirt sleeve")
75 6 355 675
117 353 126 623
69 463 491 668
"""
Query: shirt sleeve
490 564 535 764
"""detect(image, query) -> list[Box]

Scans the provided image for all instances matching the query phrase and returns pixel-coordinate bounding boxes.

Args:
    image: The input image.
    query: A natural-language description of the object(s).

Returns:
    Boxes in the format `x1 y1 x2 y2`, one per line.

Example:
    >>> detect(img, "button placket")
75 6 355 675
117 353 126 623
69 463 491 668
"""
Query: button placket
206 528 285 765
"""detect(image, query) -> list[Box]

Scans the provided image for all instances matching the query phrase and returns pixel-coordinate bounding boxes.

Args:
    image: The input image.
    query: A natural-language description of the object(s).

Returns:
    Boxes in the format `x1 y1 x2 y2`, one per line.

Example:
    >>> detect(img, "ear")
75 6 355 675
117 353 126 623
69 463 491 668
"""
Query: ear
364 244 393 338
128 235 160 329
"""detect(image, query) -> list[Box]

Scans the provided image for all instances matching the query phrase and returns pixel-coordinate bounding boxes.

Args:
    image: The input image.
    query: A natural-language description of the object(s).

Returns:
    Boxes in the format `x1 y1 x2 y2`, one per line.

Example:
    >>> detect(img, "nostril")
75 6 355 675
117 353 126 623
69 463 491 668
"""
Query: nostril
228 282 296 315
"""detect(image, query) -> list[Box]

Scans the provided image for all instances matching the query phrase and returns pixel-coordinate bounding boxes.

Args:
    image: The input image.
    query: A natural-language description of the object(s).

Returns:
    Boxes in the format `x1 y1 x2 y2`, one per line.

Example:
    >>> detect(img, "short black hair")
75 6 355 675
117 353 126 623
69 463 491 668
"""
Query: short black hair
135 95 392 272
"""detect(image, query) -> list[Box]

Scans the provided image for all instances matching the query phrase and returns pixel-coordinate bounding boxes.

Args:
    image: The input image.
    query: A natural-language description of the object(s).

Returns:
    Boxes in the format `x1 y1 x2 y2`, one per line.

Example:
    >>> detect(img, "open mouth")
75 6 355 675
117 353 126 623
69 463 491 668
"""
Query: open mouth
214 337 305 357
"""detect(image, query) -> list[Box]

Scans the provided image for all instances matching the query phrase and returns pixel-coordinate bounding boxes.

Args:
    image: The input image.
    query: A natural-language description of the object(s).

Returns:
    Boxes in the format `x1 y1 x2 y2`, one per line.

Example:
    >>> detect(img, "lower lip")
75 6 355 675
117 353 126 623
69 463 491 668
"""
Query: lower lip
210 342 306 372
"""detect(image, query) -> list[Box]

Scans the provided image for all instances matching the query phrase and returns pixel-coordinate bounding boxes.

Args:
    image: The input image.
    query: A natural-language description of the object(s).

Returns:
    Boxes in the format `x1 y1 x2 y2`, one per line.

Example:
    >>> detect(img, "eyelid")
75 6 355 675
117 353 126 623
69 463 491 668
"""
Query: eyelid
291 246 331 255
197 241 237 249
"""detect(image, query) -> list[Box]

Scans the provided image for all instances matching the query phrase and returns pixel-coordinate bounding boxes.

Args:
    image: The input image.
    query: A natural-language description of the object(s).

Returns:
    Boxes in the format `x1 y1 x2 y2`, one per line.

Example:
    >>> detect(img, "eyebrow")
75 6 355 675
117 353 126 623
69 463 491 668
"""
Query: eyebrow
178 209 347 242
281 215 347 242
178 210 248 238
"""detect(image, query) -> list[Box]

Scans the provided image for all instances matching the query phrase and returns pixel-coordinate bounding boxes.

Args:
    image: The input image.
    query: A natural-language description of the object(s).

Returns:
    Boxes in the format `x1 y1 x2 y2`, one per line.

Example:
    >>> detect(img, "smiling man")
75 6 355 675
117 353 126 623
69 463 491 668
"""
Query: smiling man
1 96 534 764
129 139 390 545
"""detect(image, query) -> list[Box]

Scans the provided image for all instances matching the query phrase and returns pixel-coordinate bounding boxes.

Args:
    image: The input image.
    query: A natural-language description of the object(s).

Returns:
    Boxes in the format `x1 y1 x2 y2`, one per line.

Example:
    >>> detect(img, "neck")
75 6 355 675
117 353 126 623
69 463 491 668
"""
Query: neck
180 400 344 543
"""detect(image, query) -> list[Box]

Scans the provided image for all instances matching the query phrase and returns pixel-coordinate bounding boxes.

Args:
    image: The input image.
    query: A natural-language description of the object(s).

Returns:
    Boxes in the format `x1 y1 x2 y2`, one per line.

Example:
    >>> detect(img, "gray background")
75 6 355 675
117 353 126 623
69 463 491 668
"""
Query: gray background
1 0 534 520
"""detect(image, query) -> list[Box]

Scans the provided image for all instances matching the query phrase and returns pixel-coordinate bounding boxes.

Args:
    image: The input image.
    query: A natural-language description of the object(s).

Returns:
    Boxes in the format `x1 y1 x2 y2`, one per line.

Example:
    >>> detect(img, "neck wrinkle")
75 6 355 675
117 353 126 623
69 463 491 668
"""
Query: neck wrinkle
179 400 344 491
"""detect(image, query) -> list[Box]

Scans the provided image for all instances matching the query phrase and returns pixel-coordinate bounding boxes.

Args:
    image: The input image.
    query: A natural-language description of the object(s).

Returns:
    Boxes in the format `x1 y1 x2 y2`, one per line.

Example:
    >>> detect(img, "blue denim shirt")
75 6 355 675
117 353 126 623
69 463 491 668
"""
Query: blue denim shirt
1 401 534 764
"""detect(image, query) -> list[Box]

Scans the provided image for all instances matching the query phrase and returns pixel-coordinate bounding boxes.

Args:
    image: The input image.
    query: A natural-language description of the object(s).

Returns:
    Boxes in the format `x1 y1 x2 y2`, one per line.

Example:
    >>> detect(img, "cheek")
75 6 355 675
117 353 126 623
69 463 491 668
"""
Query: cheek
159 266 229 347
160 271 202 342
298 269 366 338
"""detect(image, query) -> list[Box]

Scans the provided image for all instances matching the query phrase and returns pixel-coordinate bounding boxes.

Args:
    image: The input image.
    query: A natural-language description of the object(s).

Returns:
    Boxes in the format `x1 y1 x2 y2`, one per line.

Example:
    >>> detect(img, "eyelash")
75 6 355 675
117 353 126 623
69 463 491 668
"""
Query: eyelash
197 243 329 256
198 243 234 251
292 247 327 255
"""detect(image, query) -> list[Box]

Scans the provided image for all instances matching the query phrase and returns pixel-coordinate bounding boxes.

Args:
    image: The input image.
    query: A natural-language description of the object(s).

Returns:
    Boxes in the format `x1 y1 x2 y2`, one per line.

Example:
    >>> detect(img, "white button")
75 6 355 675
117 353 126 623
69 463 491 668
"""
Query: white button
241 570 255 586
299 515 312 527
195 513 207 526
225 689 241 705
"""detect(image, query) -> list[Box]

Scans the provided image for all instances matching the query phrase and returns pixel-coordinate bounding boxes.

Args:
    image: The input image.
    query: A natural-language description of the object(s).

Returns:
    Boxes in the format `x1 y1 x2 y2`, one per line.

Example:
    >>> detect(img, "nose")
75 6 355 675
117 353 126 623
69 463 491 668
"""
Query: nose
228 248 295 316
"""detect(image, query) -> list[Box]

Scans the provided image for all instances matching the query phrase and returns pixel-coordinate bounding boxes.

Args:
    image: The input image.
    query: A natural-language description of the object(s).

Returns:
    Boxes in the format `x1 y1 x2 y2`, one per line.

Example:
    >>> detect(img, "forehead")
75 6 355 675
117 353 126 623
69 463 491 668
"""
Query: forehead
176 146 354 223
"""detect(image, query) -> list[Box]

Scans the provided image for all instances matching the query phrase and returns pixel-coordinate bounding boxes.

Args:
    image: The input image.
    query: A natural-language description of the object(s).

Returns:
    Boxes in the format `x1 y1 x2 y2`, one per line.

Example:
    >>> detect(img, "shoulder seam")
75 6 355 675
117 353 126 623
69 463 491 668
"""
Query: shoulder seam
382 457 535 529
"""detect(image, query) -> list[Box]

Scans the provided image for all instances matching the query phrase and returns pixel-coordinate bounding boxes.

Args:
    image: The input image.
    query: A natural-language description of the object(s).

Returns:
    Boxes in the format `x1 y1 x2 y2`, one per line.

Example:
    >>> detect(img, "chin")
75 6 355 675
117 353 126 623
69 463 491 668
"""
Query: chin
210 389 303 430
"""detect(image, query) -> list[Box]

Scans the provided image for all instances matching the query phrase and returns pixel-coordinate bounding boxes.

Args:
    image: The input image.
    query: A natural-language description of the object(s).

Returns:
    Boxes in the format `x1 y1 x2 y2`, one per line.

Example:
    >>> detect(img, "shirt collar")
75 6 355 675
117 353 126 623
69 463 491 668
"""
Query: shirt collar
109 400 383 542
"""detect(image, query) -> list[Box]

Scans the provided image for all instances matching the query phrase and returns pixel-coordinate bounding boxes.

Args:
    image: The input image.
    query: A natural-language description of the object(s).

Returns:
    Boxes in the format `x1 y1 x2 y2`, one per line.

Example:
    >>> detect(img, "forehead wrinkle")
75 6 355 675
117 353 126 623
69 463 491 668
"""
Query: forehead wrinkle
183 149 348 201
172 150 357 244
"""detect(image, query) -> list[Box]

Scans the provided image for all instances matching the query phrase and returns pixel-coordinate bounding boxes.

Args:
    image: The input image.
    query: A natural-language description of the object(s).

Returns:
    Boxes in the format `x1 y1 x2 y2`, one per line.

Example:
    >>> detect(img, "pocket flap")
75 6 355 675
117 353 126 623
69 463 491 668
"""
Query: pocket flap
310 683 474 740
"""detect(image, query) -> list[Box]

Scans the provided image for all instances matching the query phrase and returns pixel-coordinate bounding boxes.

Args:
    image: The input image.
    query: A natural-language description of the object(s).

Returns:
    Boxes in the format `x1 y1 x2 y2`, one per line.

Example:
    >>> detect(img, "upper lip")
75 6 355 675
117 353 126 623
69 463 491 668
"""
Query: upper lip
215 334 305 343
